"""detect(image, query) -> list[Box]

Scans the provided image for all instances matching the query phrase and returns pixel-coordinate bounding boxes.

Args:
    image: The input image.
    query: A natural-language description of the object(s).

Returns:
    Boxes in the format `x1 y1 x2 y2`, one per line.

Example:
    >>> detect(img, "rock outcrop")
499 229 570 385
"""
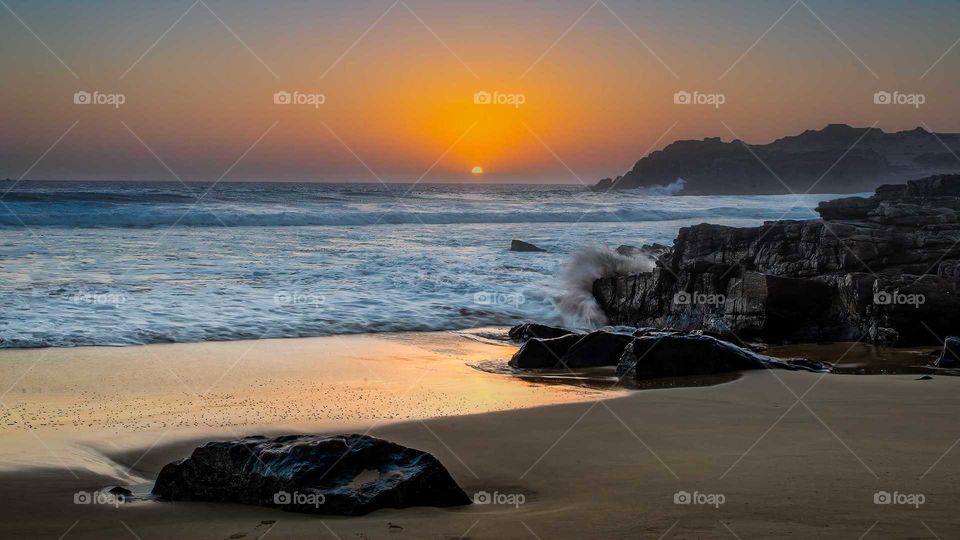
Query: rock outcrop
507 325 829 377
593 175 960 345
508 322 577 341
510 240 547 252
509 333 584 368
617 334 829 380
509 330 632 369
152 434 471 515
596 125 960 195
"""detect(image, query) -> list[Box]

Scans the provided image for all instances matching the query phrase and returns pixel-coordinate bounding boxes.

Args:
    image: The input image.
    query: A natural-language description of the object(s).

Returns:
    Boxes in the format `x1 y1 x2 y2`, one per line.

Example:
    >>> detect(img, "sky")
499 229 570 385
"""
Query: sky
2 0 960 183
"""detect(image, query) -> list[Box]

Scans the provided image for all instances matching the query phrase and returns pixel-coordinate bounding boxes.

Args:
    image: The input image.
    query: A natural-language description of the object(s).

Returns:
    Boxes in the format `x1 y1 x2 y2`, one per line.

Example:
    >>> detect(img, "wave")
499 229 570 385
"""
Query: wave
1 191 199 203
0 205 817 228
554 246 654 326
635 178 687 195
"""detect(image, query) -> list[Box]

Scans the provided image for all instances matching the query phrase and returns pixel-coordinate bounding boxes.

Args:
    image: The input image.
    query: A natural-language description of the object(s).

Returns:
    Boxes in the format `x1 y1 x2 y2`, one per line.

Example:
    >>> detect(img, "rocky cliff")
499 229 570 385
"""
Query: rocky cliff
596 124 960 195
592 175 960 345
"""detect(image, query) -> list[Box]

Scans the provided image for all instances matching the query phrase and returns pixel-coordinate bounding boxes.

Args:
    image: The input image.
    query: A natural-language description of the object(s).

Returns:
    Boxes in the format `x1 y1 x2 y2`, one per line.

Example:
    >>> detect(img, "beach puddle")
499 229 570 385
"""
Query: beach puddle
763 342 956 376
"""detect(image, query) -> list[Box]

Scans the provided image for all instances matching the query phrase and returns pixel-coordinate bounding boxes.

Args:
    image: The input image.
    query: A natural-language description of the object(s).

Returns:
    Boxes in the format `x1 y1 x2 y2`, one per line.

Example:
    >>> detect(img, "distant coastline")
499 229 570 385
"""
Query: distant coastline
596 124 960 195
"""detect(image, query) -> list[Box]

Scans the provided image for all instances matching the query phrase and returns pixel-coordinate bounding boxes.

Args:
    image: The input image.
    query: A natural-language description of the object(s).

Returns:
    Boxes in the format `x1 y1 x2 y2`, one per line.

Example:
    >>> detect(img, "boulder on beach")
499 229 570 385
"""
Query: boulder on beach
508 322 576 342
558 330 634 368
617 334 829 380
510 240 547 252
508 329 634 369
509 333 584 368
935 337 960 368
152 434 471 515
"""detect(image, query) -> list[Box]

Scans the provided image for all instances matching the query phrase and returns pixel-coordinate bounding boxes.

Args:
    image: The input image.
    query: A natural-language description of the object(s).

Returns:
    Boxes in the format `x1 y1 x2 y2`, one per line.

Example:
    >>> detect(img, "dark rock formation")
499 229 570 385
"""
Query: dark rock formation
508 322 576 342
509 330 634 369
935 337 960 368
558 331 634 368
152 434 470 515
509 333 584 368
593 175 960 345
617 334 829 380
596 124 960 195
617 243 670 258
510 240 546 252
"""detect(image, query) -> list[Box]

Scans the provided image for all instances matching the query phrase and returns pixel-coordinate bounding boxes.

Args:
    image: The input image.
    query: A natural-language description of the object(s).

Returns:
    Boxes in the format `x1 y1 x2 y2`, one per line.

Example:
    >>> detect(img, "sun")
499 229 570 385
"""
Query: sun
471 166 483 175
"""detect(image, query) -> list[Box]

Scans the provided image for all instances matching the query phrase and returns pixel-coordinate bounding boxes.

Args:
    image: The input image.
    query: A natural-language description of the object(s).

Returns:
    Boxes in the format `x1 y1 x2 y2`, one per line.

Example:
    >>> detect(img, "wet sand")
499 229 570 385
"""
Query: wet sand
0 330 612 475
1 332 958 539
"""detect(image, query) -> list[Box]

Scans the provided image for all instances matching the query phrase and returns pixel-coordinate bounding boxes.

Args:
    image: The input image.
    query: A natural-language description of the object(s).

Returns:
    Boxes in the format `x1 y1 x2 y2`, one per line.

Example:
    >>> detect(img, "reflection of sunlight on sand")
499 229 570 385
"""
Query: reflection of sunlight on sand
0 331 618 471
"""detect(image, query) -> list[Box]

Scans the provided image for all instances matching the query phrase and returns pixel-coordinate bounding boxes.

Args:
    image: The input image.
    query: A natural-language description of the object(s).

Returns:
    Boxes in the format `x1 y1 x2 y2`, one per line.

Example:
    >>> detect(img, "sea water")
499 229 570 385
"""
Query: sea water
0 181 844 348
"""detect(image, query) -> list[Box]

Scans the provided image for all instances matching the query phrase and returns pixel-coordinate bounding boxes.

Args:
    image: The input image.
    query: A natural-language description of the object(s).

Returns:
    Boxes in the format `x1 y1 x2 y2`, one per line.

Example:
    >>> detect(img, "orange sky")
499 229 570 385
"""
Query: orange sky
2 0 960 183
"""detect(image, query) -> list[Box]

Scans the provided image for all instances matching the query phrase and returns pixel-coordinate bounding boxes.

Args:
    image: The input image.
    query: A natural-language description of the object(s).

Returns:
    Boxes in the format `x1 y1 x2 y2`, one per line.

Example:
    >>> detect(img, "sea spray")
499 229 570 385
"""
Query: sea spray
554 247 654 327
636 178 686 196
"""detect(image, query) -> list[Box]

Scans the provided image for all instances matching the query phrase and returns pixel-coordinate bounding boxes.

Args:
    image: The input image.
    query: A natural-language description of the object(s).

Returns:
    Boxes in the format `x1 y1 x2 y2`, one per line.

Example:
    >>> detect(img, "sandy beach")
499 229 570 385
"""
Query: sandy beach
0 331 956 539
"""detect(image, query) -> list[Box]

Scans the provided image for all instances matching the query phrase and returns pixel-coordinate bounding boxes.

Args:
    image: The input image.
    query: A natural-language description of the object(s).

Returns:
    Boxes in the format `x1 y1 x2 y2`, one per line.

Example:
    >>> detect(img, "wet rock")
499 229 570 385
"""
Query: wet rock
152 434 471 516
616 334 829 380
509 334 584 369
617 244 669 258
508 322 576 342
593 175 960 345
558 330 634 368
510 240 546 252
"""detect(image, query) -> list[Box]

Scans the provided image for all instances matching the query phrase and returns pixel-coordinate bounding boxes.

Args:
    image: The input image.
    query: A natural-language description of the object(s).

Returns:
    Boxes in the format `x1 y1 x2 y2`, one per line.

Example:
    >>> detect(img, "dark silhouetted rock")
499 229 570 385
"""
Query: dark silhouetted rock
509 333 584 368
510 240 546 252
558 330 634 368
152 434 470 516
616 334 829 380
508 322 576 342
616 243 670 258
595 124 960 195
935 337 960 368
593 175 960 345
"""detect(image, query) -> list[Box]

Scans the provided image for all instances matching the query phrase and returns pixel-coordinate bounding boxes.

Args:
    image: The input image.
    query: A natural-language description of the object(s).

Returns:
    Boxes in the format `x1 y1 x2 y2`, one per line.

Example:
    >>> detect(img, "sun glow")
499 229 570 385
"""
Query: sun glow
471 166 483 175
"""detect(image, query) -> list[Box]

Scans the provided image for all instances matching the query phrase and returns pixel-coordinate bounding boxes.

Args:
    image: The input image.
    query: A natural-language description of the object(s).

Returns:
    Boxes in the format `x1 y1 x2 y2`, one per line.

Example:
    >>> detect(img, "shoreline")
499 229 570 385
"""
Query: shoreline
0 330 616 472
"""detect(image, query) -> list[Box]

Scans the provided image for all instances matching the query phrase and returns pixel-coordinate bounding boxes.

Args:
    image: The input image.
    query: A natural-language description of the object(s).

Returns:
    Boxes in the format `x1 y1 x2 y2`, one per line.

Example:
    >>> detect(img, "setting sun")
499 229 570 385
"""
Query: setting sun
471 166 484 175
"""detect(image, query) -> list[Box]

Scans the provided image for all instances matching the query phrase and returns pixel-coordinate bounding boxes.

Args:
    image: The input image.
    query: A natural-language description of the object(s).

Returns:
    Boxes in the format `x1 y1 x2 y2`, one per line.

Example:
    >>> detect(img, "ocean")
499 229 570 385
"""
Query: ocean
0 181 842 348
